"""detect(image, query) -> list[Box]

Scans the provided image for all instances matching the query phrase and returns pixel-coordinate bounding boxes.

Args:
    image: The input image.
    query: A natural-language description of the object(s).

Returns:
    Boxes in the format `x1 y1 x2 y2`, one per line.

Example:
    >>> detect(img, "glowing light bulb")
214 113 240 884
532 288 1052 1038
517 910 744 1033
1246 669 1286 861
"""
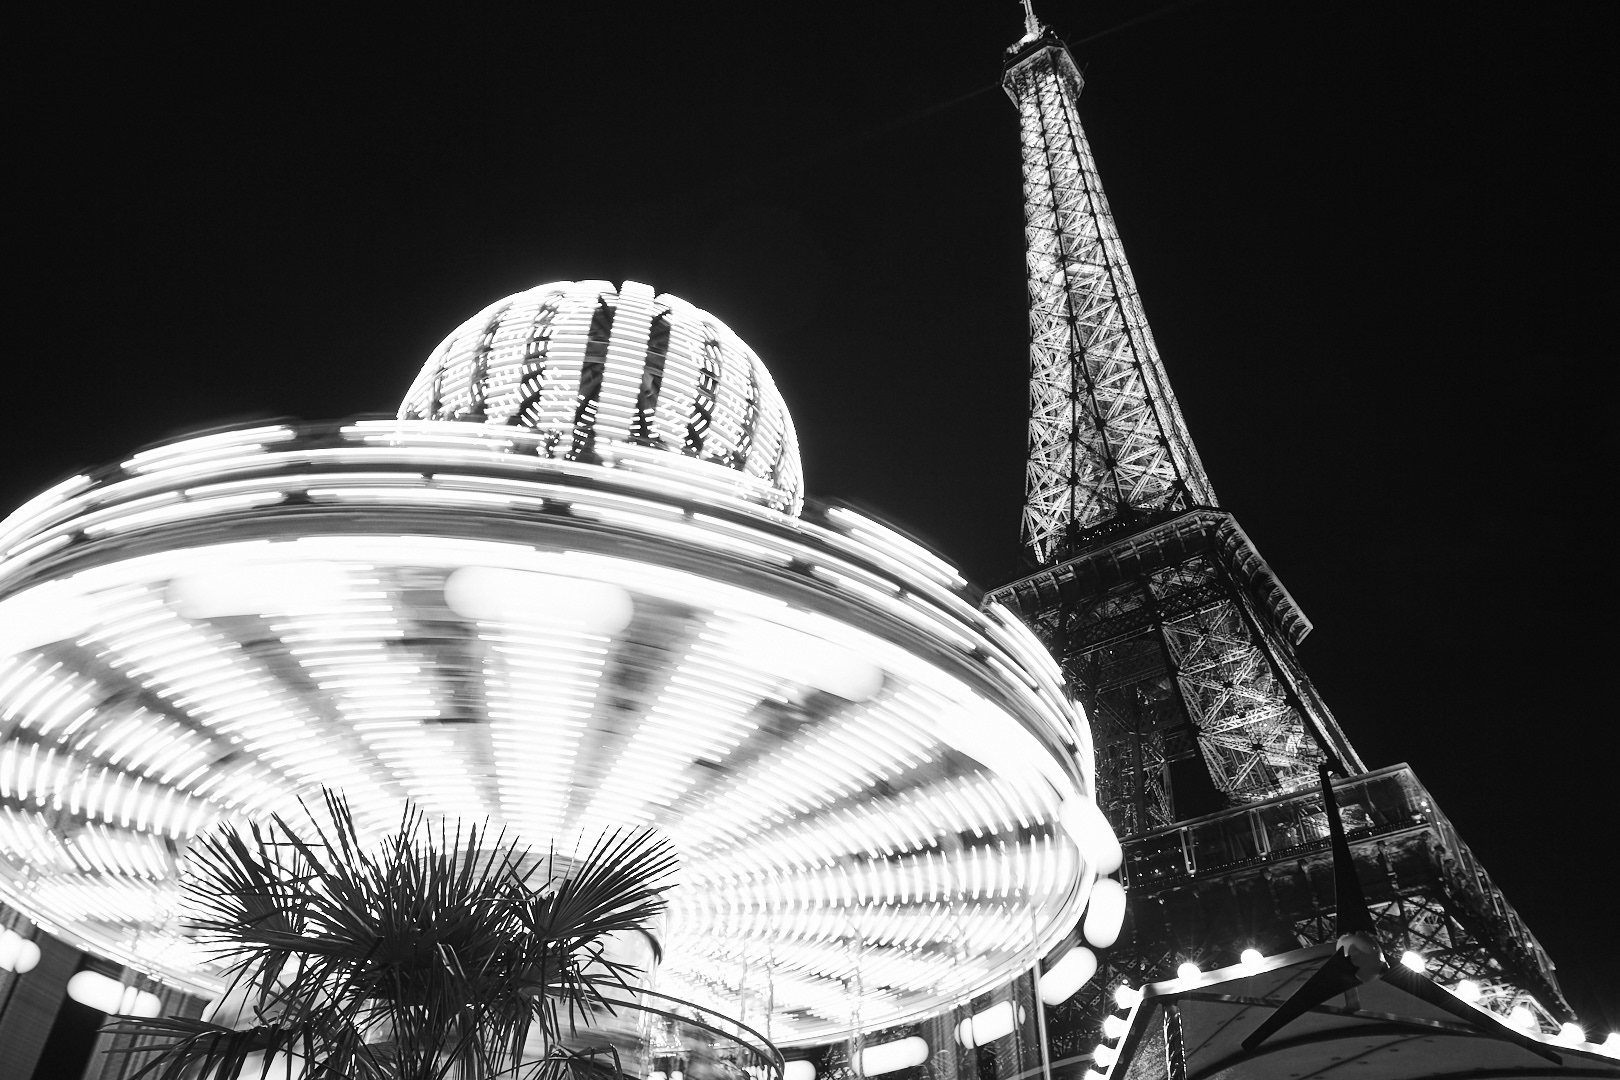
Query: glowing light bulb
66 971 162 1016
1556 1022 1585 1044
860 1037 929 1076
1083 877 1127 949
1399 950 1427 972
1101 1014 1127 1040
1454 980 1482 1002
0 930 40 974
1508 1005 1536 1030
1602 1031 1620 1055
1113 984 1141 1010
1176 962 1201 981
1040 946 1097 1006
1239 948 1263 967
957 1001 1020 1048
1092 1042 1117 1068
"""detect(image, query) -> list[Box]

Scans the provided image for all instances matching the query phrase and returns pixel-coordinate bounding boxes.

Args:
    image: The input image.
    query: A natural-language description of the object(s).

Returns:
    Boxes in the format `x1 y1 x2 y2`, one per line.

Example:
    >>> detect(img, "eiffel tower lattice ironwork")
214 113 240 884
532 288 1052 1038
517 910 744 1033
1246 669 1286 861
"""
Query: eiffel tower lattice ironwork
985 12 1573 1070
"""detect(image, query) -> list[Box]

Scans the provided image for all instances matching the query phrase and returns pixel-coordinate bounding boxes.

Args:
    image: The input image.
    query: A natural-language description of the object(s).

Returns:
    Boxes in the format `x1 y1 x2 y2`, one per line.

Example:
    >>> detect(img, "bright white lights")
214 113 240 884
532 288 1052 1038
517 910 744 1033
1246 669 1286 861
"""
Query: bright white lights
1040 946 1097 1006
0 581 97 657
957 1001 1022 1048
1176 962 1201 981
1603 1032 1620 1054
0 928 40 973
1091 1042 1118 1068
1113 984 1142 1010
1083 877 1126 949
1239 948 1263 967
443 566 634 636
398 280 804 515
1555 1022 1585 1044
236 1051 306 1080
1007 39 1216 565
1399 950 1427 972
860 1037 929 1076
1060 797 1122 876
0 419 1108 1044
783 1062 817 1080
731 621 885 702
1454 979 1483 1003
1507 1005 1536 1030
168 560 352 619
1101 1013 1128 1040
66 970 162 1016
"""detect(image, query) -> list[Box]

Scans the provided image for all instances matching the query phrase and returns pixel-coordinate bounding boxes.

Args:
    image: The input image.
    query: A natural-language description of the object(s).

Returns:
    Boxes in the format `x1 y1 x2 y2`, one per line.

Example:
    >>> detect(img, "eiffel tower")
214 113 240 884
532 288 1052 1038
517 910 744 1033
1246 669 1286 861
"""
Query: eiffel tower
984 10 1574 1069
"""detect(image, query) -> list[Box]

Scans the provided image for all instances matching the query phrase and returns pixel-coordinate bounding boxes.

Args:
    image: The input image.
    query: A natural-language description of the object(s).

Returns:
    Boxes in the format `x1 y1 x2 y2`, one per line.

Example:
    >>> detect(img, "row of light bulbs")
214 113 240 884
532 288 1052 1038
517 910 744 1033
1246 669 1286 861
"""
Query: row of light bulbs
1080 949 1620 1077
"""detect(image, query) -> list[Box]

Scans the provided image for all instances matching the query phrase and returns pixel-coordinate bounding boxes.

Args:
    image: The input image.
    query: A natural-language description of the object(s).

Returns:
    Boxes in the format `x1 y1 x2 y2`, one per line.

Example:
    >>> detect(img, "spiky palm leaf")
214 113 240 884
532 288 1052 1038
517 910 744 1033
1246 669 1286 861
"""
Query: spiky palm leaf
107 790 675 1080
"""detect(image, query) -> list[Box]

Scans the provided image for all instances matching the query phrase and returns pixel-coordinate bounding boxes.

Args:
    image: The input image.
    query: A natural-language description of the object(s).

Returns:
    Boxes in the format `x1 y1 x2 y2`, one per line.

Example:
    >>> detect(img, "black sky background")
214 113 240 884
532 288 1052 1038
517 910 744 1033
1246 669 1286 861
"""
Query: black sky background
8 1 1615 1029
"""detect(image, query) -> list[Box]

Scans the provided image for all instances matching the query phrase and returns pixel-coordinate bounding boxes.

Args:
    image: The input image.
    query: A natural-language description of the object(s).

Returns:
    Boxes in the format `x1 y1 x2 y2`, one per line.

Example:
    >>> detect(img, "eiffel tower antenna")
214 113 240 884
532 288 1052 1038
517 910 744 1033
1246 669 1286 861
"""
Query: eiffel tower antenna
1020 0 1041 39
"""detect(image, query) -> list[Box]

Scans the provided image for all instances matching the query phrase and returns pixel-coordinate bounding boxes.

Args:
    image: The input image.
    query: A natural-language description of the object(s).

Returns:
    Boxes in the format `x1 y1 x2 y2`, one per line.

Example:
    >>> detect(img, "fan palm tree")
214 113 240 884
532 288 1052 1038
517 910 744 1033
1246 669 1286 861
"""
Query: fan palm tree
106 790 678 1080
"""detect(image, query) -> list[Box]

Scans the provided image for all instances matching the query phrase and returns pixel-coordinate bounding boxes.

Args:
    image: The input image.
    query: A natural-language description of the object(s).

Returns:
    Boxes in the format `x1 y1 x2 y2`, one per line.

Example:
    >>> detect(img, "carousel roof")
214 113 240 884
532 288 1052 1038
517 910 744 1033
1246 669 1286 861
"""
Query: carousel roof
0 415 1114 1044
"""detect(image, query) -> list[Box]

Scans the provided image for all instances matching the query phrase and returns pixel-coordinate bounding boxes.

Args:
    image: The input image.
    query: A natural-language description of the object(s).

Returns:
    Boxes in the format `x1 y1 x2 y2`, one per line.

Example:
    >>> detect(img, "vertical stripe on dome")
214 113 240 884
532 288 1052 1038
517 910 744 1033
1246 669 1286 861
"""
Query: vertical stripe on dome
513 297 562 431
463 303 512 420
728 365 760 470
682 330 721 458
569 297 616 462
633 309 672 447
768 431 789 495
597 282 655 446
708 339 751 465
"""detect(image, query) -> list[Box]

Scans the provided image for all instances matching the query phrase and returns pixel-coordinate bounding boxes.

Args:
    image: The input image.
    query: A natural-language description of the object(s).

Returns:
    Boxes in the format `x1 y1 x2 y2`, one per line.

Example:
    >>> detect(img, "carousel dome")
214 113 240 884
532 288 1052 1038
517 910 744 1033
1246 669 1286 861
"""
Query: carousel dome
0 279 1118 1050
400 280 804 514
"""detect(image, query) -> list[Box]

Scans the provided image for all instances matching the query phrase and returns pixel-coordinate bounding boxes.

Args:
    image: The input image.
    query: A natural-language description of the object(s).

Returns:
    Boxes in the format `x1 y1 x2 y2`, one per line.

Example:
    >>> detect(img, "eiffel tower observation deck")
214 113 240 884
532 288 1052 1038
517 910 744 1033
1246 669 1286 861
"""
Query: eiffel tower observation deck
984 7 1573 1059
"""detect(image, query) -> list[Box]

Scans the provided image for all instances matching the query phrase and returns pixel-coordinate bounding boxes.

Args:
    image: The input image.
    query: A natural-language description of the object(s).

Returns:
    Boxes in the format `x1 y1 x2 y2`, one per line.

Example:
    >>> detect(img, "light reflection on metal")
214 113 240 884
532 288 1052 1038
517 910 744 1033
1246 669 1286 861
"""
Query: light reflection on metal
0 414 1112 1045
1002 25 1214 565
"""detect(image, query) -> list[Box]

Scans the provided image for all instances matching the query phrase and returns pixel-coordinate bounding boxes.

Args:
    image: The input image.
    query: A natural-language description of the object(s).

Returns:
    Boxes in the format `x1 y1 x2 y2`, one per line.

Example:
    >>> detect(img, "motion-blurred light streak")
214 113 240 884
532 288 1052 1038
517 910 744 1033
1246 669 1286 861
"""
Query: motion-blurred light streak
0 282 1116 1046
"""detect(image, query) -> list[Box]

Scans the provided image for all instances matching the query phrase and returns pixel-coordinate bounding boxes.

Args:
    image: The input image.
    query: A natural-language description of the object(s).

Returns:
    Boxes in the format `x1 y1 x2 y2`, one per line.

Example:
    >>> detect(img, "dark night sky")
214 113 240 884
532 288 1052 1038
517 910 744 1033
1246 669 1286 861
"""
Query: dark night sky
9 1 1615 1029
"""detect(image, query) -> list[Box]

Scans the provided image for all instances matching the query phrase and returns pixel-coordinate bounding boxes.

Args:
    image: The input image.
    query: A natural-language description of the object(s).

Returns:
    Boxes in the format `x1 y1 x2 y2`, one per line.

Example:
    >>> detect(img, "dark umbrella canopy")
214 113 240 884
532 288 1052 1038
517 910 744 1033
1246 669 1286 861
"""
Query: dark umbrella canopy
1108 946 1620 1080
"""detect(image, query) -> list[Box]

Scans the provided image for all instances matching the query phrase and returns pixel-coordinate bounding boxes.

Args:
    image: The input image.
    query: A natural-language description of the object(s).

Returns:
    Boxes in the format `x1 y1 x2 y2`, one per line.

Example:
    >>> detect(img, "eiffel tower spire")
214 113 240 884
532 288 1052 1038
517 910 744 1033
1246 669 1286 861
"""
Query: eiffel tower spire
990 14 1573 1040
1000 19 1354 828
1003 19 1215 568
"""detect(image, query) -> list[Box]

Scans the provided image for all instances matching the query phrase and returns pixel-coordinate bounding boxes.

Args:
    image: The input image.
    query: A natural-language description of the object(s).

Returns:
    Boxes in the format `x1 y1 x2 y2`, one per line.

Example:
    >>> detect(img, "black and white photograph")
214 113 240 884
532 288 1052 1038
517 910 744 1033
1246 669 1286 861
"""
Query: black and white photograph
2 3 1612 1077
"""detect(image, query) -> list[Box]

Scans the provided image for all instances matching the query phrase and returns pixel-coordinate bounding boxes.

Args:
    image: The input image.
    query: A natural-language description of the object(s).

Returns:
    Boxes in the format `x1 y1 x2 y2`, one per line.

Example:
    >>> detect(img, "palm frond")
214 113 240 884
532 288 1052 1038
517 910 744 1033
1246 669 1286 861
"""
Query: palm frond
110 789 677 1080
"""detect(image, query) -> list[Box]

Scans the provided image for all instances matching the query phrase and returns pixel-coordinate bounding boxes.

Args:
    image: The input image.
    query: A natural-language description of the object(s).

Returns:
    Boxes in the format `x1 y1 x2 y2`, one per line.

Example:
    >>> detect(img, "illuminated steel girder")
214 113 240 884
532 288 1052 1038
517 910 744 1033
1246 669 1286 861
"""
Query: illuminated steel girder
994 510 1362 834
999 19 1361 821
994 14 1572 1044
1036 767 1574 1057
1003 29 1214 568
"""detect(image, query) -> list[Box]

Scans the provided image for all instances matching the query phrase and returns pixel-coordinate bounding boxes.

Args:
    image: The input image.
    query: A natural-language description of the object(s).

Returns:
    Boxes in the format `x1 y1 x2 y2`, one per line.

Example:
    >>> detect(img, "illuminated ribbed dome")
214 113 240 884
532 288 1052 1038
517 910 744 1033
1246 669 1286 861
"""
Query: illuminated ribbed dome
401 280 804 514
